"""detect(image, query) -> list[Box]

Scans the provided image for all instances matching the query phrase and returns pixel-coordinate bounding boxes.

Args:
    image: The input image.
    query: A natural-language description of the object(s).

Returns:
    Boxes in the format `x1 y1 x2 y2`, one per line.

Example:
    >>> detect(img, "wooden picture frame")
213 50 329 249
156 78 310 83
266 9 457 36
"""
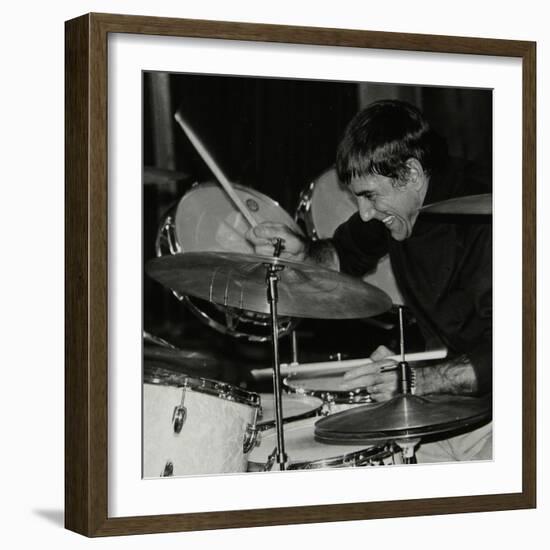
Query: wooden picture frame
65 12 536 537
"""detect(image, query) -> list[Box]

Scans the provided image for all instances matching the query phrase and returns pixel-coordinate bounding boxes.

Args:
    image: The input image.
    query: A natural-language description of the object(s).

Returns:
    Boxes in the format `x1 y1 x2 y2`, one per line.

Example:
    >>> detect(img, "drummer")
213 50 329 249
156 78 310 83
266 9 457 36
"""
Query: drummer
246 99 492 462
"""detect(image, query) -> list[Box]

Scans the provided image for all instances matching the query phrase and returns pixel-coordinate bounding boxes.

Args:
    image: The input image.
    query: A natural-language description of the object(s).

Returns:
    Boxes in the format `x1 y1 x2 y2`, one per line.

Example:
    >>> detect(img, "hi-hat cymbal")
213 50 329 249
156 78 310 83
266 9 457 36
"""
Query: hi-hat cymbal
146 251 392 319
421 194 492 215
314 393 492 444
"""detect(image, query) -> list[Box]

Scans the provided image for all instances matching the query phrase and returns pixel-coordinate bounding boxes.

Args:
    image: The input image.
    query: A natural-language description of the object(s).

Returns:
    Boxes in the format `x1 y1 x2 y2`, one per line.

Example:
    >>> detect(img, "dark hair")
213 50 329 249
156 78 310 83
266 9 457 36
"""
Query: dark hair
336 100 446 185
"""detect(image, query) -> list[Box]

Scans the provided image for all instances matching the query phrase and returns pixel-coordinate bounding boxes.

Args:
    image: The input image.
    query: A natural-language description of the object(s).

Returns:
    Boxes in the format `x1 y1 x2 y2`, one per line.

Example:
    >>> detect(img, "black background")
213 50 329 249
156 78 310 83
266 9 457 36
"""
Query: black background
142 72 492 391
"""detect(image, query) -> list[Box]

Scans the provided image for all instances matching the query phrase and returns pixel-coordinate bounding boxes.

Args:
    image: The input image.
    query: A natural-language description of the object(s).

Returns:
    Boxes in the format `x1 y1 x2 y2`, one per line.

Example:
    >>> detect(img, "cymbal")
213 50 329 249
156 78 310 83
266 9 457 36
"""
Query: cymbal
144 346 222 377
421 194 492 215
144 345 220 366
314 394 492 444
146 251 392 319
143 330 178 349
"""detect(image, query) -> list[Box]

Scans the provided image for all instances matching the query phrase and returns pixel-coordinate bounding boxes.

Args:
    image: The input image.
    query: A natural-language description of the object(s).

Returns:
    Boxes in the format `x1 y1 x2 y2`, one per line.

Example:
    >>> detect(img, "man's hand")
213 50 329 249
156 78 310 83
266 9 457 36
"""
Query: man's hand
246 222 341 269
245 222 308 261
340 345 399 402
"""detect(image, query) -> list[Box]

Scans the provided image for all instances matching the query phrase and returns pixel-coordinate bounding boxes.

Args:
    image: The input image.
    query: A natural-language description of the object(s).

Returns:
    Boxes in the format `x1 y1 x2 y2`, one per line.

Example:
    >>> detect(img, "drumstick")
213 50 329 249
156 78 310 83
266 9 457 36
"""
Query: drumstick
174 112 258 228
250 349 447 379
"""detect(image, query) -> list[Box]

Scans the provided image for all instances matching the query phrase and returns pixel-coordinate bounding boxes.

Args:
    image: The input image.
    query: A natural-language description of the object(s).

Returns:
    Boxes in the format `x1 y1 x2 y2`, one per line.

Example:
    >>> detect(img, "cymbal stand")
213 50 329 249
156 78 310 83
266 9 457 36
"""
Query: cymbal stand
265 238 288 470
395 437 420 464
291 330 299 364
396 306 418 464
397 306 413 395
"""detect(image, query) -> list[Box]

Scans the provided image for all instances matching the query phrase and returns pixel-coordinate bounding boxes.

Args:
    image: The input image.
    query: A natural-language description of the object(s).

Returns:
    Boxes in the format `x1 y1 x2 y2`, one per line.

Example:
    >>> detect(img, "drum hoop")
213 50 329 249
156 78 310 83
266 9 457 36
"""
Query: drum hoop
144 367 260 408
287 445 394 470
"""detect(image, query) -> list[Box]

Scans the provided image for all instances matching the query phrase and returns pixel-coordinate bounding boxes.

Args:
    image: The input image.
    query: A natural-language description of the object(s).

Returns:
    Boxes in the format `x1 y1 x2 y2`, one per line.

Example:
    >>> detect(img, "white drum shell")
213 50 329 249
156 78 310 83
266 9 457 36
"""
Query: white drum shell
143 382 258 477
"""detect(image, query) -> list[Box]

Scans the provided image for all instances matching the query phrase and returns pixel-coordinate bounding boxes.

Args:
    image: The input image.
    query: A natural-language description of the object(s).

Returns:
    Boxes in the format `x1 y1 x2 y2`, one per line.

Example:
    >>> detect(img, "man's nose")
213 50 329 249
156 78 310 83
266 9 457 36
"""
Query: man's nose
358 198 376 222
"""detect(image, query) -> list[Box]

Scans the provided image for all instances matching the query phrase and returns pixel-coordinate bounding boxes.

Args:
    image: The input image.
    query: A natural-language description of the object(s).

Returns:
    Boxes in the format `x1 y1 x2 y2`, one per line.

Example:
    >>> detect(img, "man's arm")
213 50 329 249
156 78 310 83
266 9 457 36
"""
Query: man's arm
415 354 479 396
342 346 481 401
246 222 340 269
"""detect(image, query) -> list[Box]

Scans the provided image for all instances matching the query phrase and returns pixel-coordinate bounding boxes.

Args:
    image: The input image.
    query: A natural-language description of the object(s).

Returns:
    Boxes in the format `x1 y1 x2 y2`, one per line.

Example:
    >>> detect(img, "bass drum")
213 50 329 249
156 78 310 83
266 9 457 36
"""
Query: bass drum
296 168 404 305
156 182 302 341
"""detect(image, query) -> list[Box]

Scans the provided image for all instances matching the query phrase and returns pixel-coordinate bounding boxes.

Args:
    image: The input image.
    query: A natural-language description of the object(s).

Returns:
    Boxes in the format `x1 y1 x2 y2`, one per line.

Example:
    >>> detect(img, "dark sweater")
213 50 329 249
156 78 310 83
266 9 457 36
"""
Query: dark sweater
332 158 492 395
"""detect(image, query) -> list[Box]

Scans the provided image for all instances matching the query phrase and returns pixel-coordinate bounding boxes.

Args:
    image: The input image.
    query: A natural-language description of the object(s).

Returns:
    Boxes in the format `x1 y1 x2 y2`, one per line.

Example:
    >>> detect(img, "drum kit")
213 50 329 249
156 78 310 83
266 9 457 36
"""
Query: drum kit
142 115 492 478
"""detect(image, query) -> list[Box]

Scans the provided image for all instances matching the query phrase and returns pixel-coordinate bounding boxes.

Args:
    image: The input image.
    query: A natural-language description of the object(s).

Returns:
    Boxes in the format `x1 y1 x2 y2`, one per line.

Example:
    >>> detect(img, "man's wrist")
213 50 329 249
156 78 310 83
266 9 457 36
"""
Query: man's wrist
415 354 479 396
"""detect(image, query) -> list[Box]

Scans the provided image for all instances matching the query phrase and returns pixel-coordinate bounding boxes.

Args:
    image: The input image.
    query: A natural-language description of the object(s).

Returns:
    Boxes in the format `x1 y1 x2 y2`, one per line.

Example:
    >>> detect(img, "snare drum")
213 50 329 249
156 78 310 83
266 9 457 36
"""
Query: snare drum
143 365 260 478
156 182 303 341
248 418 396 471
296 168 404 304
257 393 324 431
284 369 371 412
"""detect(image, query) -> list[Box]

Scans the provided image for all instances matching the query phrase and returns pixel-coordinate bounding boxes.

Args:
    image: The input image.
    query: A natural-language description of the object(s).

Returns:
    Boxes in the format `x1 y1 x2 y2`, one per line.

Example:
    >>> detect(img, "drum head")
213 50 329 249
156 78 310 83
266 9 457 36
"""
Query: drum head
249 417 383 468
308 168 356 239
258 393 323 427
175 182 302 253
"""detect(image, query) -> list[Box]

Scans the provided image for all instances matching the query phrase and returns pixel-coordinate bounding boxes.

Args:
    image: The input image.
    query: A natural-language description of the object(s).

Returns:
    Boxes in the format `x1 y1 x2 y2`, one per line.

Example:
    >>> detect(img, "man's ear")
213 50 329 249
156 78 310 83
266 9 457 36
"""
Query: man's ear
404 158 427 191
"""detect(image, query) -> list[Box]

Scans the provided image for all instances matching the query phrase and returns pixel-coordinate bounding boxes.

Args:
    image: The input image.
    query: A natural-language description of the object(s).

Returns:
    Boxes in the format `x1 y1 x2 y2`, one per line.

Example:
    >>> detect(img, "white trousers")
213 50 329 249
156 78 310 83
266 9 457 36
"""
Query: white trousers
415 421 493 463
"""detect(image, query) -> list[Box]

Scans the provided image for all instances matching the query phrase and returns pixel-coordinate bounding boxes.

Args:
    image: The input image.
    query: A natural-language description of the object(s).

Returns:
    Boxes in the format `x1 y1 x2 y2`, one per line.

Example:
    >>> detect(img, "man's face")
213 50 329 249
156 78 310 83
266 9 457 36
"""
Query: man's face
349 171 425 241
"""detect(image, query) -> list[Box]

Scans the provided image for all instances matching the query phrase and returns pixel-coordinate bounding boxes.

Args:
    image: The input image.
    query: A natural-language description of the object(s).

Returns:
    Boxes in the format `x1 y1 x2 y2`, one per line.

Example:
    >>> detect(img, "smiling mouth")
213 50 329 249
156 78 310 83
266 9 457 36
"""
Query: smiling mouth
382 215 396 227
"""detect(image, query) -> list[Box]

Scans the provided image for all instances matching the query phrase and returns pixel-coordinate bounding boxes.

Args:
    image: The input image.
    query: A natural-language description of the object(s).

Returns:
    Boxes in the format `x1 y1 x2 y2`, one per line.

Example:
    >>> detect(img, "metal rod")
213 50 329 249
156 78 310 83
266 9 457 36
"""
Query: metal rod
291 331 299 364
399 306 405 362
399 361 410 394
267 266 287 470
398 306 412 394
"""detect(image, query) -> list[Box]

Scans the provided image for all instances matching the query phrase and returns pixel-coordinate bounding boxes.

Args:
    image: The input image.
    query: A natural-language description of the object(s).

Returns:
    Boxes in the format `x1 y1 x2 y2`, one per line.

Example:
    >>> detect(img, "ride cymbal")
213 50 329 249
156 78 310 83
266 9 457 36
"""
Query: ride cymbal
421 194 492 215
146 251 392 319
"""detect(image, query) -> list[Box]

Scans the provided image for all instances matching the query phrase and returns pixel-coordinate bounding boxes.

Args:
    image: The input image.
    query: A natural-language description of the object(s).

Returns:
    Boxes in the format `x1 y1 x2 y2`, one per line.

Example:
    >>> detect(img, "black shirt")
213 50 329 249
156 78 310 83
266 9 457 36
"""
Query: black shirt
332 158 492 395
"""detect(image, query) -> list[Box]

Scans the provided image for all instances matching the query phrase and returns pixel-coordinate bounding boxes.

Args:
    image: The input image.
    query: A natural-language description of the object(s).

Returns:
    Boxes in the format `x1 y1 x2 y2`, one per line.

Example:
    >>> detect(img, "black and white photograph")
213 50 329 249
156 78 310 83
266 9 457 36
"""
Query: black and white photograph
1 0 544 545
142 72 493 478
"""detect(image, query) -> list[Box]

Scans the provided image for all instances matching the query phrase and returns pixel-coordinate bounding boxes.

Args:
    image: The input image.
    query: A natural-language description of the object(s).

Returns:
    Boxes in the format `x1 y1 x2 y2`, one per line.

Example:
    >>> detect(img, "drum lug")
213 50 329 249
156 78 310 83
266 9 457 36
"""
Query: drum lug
172 406 187 433
321 394 337 415
161 461 174 477
243 423 260 454
172 386 188 434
